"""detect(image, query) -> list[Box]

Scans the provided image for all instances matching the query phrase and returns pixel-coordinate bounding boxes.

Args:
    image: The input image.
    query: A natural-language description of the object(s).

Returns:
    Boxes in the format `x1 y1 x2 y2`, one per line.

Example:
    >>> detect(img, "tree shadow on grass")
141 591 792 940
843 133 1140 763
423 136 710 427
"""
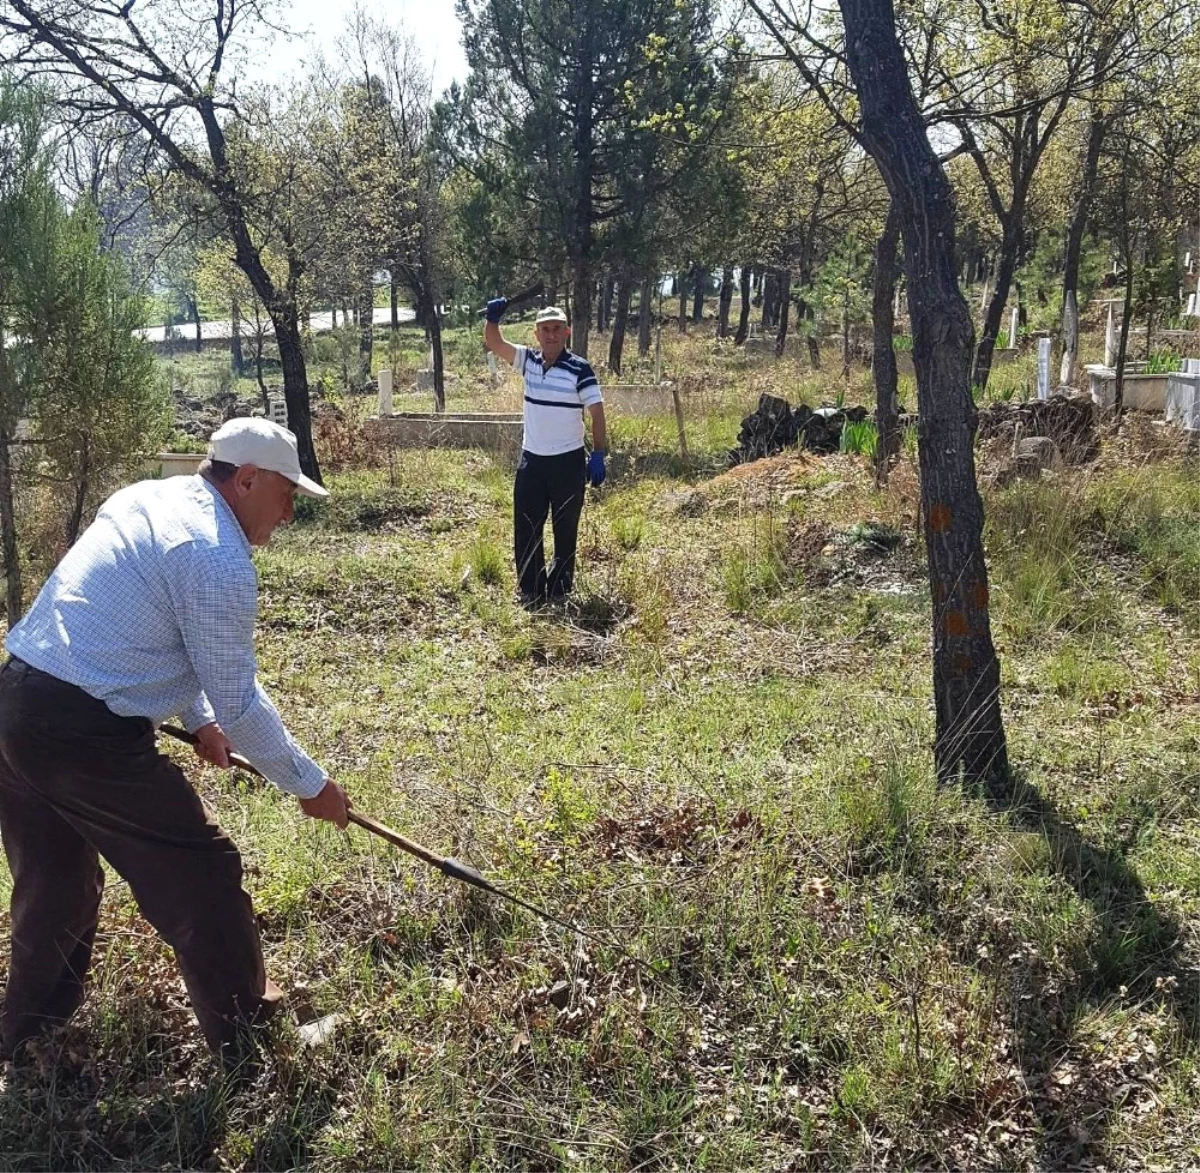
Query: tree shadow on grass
979 768 1197 1169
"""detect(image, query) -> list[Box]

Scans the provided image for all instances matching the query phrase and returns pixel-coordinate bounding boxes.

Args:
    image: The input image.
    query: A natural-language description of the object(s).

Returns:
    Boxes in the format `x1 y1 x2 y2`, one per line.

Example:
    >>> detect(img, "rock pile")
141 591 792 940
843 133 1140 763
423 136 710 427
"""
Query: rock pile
976 391 1098 463
730 394 869 464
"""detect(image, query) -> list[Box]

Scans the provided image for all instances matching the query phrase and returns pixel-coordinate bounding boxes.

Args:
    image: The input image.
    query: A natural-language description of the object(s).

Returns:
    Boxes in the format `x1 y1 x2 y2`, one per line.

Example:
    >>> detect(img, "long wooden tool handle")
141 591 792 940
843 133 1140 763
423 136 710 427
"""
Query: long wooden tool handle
157 726 639 956
347 810 446 870
477 279 545 316
158 725 474 880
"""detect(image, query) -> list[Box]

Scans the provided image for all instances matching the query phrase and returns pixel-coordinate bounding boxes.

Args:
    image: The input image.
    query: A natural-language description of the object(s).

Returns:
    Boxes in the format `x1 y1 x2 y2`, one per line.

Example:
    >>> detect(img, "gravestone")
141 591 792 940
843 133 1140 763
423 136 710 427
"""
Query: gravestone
1009 306 1019 349
1166 370 1200 430
1104 304 1117 367
1037 337 1052 400
377 368 394 415
268 397 288 428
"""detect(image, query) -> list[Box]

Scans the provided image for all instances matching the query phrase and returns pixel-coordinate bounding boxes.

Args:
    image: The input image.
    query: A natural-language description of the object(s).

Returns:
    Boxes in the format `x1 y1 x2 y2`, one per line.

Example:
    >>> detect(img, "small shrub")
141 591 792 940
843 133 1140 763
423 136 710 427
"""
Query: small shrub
846 520 901 552
613 515 645 551
840 419 879 458
722 526 787 612
1143 350 1182 374
469 538 505 586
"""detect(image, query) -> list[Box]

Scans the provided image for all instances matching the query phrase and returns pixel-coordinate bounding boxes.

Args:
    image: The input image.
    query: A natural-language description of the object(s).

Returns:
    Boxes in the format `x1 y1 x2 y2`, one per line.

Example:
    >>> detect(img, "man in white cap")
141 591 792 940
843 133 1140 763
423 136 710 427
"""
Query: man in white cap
0 418 348 1068
484 299 607 607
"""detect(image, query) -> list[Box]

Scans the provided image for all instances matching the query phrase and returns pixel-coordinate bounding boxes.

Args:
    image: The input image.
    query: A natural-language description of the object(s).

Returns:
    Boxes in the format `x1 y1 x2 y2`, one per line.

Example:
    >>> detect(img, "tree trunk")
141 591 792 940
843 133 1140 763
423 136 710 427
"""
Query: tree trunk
230 298 244 375
734 266 752 345
0 434 21 628
762 270 777 331
1115 254 1134 413
254 328 270 416
1061 63 1111 384
609 276 632 376
65 433 90 547
972 215 1023 393
717 267 734 337
775 267 792 358
273 303 318 475
390 269 400 330
691 264 706 323
600 274 615 334
190 297 202 353
839 0 1009 794
358 281 374 384
572 263 592 359
677 273 688 332
426 285 445 413
873 201 902 486
638 276 654 356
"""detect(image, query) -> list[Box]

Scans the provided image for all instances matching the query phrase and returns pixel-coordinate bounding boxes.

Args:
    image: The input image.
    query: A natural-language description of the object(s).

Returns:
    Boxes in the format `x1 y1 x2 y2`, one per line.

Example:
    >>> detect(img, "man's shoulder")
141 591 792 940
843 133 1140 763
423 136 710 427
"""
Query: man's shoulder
558 350 596 376
115 478 250 569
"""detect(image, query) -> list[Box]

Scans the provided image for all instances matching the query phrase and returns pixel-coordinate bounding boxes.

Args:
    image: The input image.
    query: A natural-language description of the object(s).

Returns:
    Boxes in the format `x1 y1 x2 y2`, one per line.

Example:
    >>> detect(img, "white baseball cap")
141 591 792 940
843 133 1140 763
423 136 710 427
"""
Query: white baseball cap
535 305 568 324
208 418 329 498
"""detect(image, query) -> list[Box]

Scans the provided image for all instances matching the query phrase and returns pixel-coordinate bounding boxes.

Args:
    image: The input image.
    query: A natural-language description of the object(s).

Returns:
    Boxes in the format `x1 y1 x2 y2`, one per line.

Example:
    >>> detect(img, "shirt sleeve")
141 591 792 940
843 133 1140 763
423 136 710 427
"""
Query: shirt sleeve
180 692 216 733
510 344 528 374
577 360 602 407
164 546 327 799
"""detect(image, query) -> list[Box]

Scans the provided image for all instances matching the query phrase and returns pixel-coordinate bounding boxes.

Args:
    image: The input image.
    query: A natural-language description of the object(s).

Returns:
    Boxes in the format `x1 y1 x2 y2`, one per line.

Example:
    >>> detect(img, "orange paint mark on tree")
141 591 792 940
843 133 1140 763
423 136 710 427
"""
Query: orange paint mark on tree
971 582 989 609
953 653 974 673
943 610 970 637
929 503 952 533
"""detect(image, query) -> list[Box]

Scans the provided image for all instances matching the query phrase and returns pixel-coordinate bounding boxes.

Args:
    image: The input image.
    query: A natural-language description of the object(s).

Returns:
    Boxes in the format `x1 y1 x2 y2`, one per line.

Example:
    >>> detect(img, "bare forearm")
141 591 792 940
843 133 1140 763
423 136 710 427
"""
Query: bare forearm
589 404 607 451
484 321 516 365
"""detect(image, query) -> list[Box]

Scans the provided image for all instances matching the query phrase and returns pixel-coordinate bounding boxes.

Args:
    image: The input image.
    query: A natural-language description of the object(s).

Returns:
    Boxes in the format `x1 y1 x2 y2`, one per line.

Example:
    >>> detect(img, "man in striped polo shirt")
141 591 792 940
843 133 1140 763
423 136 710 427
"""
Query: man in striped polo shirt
484 301 607 607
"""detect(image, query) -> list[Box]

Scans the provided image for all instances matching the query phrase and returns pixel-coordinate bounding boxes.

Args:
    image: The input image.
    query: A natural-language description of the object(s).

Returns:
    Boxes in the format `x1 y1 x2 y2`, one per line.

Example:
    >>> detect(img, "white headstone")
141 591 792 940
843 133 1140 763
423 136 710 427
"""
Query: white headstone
1104 304 1117 367
1008 307 1019 350
1037 336 1052 401
268 397 288 428
377 368 393 416
486 351 499 382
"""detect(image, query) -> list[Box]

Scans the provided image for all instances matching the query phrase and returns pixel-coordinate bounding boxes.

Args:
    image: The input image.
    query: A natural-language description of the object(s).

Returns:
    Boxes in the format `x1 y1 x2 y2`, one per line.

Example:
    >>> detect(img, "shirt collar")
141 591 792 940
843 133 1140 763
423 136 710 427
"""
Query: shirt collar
195 475 253 559
532 347 574 371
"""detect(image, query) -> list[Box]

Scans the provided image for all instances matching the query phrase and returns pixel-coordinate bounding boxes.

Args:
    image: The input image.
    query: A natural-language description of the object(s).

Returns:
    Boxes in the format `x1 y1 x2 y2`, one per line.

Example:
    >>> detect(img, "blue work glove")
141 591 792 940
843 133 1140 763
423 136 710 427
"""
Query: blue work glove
485 297 508 323
587 449 606 488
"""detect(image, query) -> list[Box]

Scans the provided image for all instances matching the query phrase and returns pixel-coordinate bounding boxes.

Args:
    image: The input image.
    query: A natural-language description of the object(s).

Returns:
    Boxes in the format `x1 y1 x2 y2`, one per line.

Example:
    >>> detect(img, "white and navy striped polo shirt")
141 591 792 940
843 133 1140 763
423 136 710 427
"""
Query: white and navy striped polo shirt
510 345 603 456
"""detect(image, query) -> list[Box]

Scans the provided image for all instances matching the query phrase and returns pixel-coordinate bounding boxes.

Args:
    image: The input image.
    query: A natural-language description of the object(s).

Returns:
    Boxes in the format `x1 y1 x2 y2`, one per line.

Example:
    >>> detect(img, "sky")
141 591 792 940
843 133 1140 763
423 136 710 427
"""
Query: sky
251 0 469 97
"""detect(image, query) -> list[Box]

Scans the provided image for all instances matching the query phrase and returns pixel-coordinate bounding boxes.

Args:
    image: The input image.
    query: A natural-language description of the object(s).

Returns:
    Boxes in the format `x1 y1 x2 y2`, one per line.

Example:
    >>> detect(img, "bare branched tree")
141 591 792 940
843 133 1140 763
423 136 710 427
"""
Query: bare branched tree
1 0 326 480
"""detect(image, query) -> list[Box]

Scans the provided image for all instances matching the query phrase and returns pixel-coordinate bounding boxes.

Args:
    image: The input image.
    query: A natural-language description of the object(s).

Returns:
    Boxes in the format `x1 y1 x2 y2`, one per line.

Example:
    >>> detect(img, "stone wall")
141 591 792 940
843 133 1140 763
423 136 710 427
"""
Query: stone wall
365 413 524 456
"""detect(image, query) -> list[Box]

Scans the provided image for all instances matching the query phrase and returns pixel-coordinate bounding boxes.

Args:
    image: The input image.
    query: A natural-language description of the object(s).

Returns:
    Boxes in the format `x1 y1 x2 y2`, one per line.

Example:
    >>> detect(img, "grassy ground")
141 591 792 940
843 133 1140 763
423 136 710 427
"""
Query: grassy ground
0 323 1196 1172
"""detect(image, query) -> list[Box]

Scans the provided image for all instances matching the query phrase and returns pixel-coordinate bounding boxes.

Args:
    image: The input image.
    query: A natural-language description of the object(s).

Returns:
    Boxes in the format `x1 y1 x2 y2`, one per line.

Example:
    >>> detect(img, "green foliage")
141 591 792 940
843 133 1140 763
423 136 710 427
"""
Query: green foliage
468 538 506 586
33 205 168 513
807 234 872 340
1142 350 1181 374
840 419 878 458
722 520 787 611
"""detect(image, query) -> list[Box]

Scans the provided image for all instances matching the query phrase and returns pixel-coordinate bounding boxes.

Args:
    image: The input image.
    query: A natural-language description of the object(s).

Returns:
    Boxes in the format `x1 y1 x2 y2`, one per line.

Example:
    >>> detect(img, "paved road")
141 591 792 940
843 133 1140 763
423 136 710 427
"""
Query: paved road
136 306 416 343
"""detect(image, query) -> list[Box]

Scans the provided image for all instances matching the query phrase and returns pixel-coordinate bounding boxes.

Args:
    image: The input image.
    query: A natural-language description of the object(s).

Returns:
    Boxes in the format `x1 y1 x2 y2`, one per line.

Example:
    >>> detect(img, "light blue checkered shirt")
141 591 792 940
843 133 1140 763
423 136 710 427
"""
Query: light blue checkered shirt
5 475 326 799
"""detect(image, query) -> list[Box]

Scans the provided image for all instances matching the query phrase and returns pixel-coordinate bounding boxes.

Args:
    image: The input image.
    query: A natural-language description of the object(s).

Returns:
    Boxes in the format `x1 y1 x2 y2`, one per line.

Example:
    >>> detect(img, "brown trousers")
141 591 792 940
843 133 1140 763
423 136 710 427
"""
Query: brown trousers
0 658 282 1060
